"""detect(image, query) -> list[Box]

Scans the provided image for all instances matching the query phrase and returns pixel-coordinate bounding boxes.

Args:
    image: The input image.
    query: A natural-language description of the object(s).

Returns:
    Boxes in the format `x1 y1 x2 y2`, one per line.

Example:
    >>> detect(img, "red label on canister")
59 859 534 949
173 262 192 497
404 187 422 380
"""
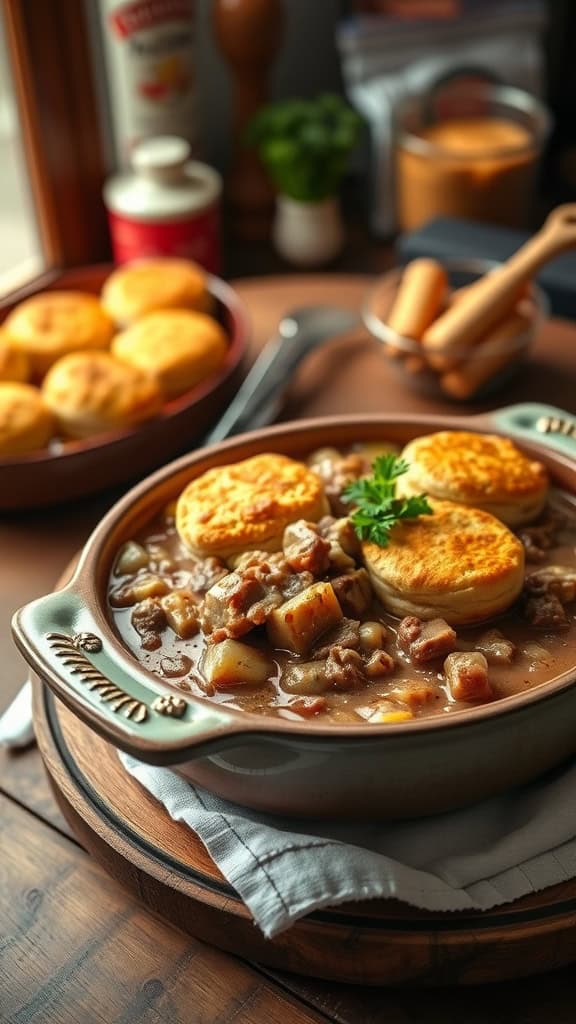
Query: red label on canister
108 205 221 273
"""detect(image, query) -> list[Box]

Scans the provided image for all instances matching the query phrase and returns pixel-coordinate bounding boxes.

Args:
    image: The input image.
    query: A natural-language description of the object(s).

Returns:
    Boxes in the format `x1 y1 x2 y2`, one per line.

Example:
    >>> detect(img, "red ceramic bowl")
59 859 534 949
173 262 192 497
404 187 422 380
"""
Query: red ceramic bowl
0 264 248 509
12 408 576 820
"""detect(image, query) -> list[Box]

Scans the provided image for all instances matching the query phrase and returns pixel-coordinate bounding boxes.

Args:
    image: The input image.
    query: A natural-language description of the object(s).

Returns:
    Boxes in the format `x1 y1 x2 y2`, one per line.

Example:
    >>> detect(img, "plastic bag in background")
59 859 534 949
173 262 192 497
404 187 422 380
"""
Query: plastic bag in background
337 0 546 236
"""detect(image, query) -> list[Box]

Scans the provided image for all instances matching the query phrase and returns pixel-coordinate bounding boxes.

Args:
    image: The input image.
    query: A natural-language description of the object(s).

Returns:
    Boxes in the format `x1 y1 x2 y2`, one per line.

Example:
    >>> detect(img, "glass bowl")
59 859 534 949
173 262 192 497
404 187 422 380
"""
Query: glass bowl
362 258 548 402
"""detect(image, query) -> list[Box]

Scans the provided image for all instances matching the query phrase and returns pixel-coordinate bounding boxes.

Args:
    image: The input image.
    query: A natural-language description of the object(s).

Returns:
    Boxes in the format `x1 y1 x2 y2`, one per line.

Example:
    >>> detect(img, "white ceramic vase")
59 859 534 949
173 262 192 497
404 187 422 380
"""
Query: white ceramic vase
272 195 344 267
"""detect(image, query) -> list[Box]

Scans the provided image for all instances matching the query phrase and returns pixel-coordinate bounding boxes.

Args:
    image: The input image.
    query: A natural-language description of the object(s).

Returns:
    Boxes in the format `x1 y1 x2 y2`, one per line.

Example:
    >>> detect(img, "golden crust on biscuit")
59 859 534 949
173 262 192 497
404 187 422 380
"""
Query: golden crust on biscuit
362 499 525 624
101 259 211 326
176 453 330 560
4 291 115 377
0 382 54 456
0 332 29 383
42 351 163 439
111 310 227 398
398 431 548 526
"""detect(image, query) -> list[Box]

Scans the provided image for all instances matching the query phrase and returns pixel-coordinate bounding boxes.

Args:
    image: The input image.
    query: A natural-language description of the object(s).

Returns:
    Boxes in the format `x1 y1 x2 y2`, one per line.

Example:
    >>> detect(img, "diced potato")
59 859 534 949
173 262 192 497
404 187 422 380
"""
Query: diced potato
202 639 273 690
356 700 413 724
388 681 439 707
114 541 149 576
444 652 493 702
281 662 332 695
160 589 199 638
266 581 343 655
129 576 170 602
109 574 169 607
359 621 388 652
374 709 414 724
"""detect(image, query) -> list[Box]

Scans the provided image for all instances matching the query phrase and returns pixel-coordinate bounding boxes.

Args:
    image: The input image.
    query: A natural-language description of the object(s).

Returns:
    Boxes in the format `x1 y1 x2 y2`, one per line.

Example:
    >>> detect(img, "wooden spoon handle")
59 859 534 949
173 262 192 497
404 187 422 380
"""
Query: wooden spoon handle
423 204 576 358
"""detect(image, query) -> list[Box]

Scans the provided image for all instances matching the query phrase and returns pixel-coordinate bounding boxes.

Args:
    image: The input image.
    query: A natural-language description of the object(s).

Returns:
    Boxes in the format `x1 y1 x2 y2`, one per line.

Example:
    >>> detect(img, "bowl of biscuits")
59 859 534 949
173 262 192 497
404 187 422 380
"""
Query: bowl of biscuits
13 409 576 820
0 259 248 508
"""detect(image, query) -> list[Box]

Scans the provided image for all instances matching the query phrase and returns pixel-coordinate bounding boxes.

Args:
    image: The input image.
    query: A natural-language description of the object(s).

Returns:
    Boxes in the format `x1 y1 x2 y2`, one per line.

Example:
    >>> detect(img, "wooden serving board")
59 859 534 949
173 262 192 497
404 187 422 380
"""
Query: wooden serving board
33 680 576 987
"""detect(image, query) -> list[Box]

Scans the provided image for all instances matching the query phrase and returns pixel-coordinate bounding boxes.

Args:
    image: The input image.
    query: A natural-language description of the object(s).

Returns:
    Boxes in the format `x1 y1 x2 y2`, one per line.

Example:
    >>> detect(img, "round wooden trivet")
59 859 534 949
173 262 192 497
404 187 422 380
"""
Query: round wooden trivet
34 680 576 987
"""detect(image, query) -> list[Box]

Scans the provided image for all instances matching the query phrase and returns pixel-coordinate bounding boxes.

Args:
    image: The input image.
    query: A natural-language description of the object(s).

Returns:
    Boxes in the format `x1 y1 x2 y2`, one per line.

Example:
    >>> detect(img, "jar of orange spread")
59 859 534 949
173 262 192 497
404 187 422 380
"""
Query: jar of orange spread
396 83 550 232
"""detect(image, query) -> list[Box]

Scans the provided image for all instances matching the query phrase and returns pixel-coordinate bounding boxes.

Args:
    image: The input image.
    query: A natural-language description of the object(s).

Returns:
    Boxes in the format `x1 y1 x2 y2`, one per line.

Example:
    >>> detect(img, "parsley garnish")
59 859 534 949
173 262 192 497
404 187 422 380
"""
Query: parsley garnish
342 454 432 547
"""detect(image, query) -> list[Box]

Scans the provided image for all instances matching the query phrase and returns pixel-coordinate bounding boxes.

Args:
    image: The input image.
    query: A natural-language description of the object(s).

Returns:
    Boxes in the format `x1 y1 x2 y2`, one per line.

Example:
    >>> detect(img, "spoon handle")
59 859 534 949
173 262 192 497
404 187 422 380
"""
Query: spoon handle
423 204 576 358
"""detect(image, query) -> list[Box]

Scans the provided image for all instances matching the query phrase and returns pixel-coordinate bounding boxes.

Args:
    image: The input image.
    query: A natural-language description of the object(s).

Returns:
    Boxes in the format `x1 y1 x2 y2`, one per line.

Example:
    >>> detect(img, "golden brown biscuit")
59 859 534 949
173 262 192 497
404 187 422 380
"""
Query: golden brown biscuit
101 259 211 326
42 351 163 439
4 291 115 377
0 332 29 382
111 310 227 398
398 431 548 527
0 382 54 456
176 453 330 560
362 499 525 624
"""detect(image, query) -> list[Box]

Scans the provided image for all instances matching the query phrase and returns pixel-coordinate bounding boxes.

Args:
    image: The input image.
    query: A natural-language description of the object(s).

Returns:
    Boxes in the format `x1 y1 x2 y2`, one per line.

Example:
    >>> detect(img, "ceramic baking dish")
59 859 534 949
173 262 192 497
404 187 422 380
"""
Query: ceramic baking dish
12 406 576 819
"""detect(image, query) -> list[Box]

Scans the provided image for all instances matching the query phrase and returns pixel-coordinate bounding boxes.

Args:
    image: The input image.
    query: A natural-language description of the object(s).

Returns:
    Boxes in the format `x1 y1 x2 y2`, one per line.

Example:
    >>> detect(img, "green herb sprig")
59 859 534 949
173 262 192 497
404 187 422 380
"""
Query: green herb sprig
343 454 432 547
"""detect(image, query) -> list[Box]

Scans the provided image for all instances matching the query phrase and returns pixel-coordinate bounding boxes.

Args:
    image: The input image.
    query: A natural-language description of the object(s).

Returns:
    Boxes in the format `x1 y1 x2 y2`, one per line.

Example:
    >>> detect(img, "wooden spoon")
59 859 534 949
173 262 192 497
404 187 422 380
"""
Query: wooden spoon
422 204 576 362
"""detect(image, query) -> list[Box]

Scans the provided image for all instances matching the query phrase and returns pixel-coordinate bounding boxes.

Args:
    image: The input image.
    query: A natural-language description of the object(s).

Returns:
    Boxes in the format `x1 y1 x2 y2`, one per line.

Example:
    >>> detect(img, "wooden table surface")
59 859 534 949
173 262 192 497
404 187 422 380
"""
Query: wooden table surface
2 274 576 1023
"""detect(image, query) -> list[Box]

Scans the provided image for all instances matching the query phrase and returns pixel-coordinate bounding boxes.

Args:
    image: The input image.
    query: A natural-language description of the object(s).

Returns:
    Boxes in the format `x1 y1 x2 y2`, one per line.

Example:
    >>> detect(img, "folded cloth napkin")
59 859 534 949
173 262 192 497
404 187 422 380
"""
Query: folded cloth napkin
120 751 576 939
0 681 35 749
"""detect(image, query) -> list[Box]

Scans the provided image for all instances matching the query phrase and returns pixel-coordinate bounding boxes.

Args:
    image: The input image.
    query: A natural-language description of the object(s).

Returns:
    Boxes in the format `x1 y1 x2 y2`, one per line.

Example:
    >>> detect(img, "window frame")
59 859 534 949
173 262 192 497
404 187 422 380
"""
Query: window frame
2 0 110 281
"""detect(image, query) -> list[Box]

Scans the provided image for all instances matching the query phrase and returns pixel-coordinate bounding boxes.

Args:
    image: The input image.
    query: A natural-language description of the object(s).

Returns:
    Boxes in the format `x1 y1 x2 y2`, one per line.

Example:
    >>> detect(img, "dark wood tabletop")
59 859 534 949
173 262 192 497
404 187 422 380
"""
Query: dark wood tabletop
2 271 576 1023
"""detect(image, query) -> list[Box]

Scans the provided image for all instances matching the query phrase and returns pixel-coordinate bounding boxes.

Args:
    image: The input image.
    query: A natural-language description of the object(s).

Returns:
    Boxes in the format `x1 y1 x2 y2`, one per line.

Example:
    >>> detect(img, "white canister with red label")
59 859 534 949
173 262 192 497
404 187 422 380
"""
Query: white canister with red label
103 136 222 272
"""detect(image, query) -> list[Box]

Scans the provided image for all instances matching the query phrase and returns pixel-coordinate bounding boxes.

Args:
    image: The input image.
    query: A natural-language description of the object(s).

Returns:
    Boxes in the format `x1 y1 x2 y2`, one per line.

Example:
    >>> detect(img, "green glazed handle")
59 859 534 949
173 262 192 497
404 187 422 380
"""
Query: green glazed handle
12 585 241 764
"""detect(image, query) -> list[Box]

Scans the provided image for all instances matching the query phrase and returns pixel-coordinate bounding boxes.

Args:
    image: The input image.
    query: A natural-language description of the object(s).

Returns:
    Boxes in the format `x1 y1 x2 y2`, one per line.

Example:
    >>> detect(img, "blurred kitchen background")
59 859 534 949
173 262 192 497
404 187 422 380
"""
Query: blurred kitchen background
1 0 576 294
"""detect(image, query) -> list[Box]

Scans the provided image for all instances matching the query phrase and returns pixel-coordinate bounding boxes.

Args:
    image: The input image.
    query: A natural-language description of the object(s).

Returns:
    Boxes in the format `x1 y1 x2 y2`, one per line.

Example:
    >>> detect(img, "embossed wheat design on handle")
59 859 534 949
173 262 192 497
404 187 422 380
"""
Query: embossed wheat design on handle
535 415 576 440
46 632 148 723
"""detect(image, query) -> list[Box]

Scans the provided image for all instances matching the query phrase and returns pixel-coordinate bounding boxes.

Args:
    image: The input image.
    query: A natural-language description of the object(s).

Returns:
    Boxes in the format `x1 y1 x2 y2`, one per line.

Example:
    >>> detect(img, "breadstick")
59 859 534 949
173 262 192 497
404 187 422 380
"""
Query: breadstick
386 259 447 342
439 311 531 400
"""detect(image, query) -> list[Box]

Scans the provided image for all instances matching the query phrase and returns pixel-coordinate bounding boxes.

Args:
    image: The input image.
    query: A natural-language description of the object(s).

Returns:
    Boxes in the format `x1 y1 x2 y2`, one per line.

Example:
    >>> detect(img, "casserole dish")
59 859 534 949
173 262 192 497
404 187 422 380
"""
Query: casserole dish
12 408 576 820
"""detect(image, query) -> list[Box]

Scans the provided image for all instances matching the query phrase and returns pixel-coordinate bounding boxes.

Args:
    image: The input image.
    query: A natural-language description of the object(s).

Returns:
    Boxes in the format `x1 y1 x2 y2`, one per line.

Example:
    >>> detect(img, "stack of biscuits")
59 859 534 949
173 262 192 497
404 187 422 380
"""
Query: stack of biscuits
0 258 228 457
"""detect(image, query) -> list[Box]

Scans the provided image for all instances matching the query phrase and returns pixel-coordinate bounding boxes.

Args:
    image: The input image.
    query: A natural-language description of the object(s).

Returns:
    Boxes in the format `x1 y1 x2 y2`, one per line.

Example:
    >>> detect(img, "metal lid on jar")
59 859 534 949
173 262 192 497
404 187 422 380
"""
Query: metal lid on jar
103 136 222 223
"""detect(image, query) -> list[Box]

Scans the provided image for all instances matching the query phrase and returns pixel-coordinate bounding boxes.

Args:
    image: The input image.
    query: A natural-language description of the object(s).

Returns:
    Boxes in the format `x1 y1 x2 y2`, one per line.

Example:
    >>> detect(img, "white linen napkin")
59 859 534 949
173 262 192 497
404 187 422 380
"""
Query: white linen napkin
0 681 35 749
120 751 576 939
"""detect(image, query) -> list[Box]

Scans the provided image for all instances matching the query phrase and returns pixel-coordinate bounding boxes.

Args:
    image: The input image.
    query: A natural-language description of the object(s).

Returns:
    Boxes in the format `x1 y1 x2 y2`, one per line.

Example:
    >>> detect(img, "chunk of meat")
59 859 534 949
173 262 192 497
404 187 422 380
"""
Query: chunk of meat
398 616 457 664
324 647 367 690
317 515 361 571
312 618 360 659
186 556 228 596
475 629 516 665
309 451 370 515
525 565 576 605
524 592 568 628
364 649 395 678
287 696 328 718
131 597 167 651
283 520 330 575
518 512 565 564
200 557 313 642
331 569 373 617
160 654 192 678
444 652 493 702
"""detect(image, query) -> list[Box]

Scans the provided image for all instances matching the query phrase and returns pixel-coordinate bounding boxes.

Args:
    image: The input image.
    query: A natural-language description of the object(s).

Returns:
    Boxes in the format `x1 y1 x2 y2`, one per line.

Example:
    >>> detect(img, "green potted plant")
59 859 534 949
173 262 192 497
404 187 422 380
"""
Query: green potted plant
247 93 362 266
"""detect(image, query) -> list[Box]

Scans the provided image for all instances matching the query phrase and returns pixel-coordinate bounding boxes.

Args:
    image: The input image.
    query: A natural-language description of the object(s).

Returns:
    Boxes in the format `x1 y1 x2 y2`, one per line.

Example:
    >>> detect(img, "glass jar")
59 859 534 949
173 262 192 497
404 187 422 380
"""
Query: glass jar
395 82 550 232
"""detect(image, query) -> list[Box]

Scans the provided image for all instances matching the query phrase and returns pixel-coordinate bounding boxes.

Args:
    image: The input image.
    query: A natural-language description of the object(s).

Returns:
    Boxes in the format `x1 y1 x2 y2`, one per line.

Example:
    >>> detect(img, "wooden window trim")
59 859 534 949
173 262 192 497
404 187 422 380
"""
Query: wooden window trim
2 0 111 270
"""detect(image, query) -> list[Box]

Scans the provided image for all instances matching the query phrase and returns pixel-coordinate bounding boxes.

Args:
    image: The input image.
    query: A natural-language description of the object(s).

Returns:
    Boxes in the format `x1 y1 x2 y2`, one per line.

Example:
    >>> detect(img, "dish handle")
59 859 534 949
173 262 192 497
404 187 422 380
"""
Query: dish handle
475 402 576 457
12 586 245 764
